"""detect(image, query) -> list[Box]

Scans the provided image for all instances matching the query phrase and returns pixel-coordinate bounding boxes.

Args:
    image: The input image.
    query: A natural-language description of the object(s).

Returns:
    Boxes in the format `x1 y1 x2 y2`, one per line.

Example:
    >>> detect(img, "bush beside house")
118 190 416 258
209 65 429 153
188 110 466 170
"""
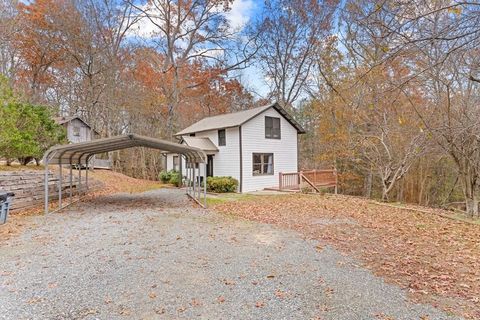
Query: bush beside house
206 176 238 193
159 170 181 186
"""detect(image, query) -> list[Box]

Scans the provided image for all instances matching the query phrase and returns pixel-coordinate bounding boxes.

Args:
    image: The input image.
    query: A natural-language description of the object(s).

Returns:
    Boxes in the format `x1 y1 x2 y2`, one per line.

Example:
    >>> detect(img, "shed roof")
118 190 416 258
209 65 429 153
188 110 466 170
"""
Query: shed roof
175 102 306 136
53 116 100 135
181 136 218 152
43 134 206 165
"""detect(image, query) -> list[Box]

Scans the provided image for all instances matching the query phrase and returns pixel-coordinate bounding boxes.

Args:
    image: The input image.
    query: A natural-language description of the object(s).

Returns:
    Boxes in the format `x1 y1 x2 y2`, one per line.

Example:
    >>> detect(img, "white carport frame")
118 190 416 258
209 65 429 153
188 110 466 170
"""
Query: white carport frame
42 134 207 214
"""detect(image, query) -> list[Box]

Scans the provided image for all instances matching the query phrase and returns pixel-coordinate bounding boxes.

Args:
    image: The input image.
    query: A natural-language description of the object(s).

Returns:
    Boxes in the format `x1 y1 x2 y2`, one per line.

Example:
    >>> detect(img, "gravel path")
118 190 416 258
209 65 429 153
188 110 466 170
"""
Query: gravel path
0 189 461 320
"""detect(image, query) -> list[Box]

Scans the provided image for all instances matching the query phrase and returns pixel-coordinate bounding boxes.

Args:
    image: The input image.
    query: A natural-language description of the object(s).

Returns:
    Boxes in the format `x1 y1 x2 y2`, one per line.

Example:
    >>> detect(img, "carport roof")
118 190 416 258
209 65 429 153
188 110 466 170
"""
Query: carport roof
44 134 207 165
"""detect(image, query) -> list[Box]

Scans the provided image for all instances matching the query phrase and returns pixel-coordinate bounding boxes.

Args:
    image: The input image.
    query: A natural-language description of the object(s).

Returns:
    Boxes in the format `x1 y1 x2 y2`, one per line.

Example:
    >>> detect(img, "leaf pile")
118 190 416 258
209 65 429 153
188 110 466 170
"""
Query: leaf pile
214 194 480 319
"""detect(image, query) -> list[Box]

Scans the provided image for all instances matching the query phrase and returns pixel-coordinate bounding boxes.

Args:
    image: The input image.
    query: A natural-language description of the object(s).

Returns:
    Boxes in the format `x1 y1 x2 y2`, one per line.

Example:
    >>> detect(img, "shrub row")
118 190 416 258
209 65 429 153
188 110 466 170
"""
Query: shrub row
159 171 238 193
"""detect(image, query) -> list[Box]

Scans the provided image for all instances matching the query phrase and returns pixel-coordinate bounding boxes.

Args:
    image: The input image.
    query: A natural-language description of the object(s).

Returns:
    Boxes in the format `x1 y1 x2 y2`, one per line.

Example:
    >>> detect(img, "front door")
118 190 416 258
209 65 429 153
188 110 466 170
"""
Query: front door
207 155 214 177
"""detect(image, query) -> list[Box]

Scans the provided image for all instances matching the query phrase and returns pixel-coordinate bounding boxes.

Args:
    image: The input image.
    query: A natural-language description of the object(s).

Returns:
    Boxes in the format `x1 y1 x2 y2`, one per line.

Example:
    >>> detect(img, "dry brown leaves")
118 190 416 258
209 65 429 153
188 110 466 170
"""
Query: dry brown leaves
0 171 166 243
87 170 166 196
214 194 480 319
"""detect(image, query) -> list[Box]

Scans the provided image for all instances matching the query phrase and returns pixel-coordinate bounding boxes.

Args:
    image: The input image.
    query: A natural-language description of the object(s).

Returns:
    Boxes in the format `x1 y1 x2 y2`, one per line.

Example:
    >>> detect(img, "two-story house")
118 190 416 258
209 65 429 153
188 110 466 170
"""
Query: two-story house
165 102 305 192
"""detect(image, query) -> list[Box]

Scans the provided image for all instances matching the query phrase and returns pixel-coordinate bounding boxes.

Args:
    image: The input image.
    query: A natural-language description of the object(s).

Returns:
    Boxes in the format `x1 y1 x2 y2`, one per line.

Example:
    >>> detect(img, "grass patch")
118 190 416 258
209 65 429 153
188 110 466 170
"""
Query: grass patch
207 193 261 206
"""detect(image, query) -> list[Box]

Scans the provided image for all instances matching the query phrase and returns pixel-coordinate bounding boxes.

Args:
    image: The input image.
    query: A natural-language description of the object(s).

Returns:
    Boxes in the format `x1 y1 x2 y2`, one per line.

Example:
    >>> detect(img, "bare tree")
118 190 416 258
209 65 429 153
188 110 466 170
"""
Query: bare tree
128 0 258 137
0 0 21 82
251 0 339 109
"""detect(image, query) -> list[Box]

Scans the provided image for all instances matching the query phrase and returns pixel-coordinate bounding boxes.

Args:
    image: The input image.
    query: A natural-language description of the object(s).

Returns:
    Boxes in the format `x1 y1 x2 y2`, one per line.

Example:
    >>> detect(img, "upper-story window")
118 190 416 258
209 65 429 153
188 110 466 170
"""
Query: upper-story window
73 126 81 137
218 129 226 146
265 116 281 139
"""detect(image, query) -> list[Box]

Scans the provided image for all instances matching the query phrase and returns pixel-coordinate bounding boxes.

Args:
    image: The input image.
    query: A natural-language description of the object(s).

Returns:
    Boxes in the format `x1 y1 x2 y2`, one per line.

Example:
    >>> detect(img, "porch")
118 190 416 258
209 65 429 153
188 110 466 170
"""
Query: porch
266 169 338 193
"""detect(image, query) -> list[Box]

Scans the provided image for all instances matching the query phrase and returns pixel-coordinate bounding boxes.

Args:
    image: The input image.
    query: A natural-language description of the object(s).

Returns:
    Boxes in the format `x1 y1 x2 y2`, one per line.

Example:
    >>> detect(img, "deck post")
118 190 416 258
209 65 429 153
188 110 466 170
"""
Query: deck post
299 171 303 190
279 172 283 190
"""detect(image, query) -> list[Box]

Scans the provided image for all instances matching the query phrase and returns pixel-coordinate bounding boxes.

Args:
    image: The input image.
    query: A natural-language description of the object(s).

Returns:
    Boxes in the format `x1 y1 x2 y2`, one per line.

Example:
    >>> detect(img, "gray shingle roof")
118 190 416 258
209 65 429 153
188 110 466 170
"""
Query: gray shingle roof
182 136 218 152
53 116 90 127
175 102 305 136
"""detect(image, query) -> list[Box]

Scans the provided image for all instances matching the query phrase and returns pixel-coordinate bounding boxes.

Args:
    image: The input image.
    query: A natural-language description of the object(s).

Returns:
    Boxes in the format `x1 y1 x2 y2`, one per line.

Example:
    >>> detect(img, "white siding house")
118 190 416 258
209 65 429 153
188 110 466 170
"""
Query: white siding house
165 102 305 192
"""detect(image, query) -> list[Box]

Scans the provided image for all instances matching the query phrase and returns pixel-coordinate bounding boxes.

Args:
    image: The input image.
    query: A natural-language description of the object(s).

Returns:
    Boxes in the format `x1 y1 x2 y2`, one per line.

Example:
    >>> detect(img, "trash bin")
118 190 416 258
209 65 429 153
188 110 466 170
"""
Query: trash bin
0 192 15 224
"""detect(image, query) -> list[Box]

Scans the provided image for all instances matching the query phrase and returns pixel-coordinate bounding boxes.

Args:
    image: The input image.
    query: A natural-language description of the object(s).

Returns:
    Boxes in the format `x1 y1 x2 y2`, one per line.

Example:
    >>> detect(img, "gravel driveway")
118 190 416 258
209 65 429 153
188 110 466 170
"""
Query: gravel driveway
0 189 460 320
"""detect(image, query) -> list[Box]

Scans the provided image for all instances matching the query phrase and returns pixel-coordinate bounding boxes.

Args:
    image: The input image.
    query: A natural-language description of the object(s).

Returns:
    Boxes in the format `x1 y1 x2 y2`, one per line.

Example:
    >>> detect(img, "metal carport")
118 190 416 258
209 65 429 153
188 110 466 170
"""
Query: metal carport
42 134 207 214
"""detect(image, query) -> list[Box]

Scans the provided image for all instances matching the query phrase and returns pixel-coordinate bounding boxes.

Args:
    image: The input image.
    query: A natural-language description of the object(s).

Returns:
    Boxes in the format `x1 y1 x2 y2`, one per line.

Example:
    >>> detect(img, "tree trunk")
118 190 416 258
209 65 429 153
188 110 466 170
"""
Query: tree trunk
461 171 479 217
465 194 479 217
382 183 389 201
364 167 373 198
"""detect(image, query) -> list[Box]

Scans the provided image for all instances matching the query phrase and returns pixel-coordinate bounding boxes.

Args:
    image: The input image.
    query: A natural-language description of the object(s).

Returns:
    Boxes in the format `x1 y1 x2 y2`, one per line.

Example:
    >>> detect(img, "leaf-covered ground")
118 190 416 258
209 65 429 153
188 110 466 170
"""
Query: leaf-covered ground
0 170 166 243
214 194 480 319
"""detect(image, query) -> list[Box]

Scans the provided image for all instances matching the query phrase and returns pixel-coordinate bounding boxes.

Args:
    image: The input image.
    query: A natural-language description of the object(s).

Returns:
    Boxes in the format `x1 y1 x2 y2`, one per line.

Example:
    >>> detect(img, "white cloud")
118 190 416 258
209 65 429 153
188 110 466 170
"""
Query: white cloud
128 0 255 40
130 16 157 39
226 0 255 30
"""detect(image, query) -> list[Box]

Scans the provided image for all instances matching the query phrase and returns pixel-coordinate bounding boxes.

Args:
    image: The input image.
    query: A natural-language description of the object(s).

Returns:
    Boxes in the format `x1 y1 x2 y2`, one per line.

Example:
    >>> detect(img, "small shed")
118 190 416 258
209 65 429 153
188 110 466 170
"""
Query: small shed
53 116 98 144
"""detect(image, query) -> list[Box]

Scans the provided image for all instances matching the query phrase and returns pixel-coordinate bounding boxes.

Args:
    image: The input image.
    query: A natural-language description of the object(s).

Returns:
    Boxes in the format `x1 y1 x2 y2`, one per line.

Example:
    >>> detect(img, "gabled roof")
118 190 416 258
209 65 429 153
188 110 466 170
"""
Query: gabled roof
175 102 306 136
54 116 90 127
53 116 100 135
181 136 218 152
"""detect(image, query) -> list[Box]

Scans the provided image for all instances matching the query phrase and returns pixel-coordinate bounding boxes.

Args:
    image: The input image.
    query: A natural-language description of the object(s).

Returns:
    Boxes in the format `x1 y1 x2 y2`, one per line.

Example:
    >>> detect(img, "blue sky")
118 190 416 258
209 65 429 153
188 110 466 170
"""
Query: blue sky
226 0 268 98
131 0 268 98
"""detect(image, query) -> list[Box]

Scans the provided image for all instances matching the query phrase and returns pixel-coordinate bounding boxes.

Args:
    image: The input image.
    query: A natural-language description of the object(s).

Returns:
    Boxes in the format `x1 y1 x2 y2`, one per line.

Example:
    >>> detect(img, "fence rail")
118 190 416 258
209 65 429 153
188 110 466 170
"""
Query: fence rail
278 169 337 193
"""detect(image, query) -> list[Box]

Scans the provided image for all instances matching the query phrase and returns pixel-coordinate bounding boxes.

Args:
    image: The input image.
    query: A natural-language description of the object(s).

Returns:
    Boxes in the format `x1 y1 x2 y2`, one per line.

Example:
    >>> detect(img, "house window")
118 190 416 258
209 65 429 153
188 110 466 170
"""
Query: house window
173 155 179 171
252 153 274 175
265 116 281 139
73 126 80 137
218 129 226 146
189 133 195 137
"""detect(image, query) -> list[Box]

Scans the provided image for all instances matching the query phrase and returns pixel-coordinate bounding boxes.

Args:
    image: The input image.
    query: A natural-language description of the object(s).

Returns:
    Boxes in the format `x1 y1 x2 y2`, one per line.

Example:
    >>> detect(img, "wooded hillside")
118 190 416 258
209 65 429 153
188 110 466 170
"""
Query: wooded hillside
1 0 480 215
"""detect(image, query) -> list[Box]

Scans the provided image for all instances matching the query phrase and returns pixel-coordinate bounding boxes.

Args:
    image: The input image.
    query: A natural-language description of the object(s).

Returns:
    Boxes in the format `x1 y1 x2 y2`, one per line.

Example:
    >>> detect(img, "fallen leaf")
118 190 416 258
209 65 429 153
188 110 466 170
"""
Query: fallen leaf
255 300 265 308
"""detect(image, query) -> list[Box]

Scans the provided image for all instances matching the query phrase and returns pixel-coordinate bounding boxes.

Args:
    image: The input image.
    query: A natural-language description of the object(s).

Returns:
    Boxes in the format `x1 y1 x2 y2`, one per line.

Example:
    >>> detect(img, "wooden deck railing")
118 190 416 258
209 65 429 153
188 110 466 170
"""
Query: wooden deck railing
278 169 337 193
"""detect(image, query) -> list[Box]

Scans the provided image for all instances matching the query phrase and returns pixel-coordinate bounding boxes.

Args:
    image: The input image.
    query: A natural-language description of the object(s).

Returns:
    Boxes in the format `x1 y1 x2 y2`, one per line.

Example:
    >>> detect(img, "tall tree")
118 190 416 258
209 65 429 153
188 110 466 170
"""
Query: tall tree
251 0 339 108
129 0 257 137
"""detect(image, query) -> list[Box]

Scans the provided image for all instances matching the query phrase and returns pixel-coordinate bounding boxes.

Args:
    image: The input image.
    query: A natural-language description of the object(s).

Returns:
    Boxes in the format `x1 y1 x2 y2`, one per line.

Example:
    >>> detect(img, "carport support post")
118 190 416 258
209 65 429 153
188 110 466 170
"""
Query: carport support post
203 162 207 207
193 162 196 197
179 155 183 188
186 159 190 195
58 160 62 209
78 163 82 194
85 158 89 193
44 157 49 215
69 165 73 204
